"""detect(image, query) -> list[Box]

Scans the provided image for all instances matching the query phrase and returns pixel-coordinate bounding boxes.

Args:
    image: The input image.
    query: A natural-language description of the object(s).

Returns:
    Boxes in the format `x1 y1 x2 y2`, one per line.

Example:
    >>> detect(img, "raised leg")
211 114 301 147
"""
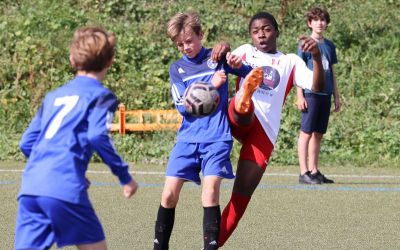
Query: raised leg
218 160 264 247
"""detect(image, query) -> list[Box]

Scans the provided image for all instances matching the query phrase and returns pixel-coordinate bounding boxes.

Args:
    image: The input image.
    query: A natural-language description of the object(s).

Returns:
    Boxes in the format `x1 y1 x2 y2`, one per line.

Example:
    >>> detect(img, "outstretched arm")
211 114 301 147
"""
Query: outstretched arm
87 93 133 185
87 94 139 198
298 36 324 92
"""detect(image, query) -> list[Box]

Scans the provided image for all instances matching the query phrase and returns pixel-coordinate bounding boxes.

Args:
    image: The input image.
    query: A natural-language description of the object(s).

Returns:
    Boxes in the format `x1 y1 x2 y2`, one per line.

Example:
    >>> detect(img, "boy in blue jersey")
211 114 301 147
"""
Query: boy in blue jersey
15 27 139 250
296 7 341 184
153 11 255 250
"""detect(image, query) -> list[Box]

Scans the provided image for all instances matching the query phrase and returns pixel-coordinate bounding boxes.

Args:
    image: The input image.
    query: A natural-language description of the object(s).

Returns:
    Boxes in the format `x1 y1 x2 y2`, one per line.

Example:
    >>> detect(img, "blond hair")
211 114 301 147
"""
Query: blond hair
70 27 116 72
166 12 202 42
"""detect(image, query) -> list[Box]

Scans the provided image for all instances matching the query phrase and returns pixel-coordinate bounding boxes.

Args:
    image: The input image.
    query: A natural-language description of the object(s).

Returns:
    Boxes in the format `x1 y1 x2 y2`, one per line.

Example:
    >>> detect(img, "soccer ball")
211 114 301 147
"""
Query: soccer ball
183 82 220 117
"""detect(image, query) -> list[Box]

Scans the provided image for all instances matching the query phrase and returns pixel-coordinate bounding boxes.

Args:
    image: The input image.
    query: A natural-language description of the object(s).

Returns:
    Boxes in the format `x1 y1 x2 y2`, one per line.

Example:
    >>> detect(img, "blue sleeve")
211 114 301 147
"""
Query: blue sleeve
224 61 253 78
87 92 132 185
217 55 252 78
330 41 338 65
19 105 43 158
169 64 189 116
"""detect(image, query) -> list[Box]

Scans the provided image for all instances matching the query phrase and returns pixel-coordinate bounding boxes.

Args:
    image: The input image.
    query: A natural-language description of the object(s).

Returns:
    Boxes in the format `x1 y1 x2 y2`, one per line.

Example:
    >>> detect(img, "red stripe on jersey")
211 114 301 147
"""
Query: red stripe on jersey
282 65 295 106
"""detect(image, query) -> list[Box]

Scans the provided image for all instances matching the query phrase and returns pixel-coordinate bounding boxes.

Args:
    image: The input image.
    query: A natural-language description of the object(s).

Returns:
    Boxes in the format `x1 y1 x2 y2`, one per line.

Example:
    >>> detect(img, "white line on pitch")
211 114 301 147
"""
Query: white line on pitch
1 169 400 179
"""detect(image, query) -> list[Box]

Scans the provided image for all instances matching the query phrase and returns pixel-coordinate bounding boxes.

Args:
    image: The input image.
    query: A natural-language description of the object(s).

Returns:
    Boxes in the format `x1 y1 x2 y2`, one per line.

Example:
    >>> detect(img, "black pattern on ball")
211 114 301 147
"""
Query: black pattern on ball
183 82 220 117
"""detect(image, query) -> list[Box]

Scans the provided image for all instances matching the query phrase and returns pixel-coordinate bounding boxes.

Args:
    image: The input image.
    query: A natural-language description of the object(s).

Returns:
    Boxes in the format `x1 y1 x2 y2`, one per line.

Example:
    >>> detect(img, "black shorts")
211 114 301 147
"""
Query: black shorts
300 93 331 134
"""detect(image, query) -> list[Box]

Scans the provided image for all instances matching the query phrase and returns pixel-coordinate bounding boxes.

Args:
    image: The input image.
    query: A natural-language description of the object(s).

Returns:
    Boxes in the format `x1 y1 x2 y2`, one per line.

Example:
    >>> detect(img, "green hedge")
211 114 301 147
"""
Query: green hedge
1 0 399 167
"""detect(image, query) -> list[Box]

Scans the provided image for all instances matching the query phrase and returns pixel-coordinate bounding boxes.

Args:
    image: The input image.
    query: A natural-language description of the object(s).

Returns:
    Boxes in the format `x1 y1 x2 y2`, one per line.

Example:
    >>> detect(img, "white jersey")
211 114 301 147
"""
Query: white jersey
233 44 314 144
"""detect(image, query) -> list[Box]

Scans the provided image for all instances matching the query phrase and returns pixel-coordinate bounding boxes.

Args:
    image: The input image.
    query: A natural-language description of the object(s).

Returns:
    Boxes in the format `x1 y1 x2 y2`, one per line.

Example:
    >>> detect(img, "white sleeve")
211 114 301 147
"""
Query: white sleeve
232 44 251 57
289 53 314 90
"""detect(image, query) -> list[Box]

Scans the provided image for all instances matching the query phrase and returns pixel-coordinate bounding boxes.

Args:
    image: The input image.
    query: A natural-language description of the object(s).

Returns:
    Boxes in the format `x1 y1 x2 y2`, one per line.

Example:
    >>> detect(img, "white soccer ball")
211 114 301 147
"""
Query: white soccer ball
183 82 220 117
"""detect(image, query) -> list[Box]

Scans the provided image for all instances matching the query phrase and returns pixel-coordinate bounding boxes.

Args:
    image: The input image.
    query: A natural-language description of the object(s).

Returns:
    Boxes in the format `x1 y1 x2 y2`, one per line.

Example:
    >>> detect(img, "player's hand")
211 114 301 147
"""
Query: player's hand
211 70 227 89
123 179 139 198
298 35 320 57
226 52 242 69
297 96 308 111
211 42 231 62
334 96 342 112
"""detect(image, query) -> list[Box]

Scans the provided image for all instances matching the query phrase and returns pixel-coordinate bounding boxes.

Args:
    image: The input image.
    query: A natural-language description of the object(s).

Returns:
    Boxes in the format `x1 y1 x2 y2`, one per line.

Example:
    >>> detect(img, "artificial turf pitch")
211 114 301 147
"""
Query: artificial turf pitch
1 162 400 249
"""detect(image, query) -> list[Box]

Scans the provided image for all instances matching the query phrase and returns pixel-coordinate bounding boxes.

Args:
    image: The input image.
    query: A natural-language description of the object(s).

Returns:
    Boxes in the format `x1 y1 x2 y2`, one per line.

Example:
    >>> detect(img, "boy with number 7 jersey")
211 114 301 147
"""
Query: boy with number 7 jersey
15 27 138 250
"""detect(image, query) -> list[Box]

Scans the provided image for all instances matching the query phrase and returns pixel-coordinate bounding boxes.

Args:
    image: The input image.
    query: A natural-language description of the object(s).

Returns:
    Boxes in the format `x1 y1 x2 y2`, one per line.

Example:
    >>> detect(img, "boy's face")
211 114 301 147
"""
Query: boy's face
174 29 203 58
308 17 328 34
250 18 278 53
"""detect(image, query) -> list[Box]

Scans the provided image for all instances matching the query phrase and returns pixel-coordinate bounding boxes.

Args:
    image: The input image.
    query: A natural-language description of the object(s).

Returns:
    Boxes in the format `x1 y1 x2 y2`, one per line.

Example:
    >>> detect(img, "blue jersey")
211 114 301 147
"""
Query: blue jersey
297 38 337 95
170 47 252 143
19 76 132 206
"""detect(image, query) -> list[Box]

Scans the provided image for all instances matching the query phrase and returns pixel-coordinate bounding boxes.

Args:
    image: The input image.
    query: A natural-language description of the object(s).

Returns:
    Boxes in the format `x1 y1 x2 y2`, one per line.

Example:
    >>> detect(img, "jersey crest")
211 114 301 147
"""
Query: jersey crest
260 66 280 90
206 59 218 69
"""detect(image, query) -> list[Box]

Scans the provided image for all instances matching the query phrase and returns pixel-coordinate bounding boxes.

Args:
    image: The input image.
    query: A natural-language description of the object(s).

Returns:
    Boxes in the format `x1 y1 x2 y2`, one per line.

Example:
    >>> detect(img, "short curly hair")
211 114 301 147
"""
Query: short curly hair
306 7 330 24
248 12 279 34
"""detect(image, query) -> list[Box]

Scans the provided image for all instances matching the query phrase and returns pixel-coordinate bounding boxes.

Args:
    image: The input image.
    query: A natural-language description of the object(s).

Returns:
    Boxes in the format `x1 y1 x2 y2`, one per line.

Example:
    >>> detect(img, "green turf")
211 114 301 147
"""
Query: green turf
1 162 400 249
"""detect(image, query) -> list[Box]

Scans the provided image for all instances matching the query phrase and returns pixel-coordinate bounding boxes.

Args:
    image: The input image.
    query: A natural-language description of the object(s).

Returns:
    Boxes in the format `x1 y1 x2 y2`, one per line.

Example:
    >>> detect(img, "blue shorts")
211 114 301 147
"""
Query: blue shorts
15 195 105 249
300 93 331 134
166 141 235 185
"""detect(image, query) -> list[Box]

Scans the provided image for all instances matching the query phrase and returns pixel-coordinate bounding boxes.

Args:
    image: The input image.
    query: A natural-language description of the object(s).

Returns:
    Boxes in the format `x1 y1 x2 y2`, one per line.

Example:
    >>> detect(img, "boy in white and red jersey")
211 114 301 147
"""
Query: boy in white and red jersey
218 12 325 247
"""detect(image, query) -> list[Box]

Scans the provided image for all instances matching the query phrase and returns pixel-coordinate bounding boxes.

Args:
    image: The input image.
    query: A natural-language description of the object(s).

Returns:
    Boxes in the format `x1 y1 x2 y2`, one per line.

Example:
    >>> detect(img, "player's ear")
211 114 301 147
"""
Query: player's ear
307 20 312 29
69 54 76 68
199 31 204 40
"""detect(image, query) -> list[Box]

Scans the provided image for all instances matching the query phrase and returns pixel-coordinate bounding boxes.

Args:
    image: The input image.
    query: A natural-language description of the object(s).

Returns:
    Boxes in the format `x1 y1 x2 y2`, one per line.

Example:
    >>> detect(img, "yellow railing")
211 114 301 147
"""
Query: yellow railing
110 103 182 135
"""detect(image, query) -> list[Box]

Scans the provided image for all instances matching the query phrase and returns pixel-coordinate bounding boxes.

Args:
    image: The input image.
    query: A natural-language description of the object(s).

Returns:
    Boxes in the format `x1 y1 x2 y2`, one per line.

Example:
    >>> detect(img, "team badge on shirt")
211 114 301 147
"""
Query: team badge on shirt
207 59 218 69
260 66 280 90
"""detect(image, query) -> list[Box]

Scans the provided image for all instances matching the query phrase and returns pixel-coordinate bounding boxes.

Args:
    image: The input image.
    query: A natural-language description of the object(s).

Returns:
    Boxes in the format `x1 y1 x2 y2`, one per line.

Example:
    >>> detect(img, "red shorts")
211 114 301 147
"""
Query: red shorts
228 100 274 170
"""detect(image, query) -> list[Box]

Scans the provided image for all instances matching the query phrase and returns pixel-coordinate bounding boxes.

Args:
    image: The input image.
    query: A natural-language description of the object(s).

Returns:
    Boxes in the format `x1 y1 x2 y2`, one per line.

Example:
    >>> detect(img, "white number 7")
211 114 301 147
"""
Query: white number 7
45 95 79 139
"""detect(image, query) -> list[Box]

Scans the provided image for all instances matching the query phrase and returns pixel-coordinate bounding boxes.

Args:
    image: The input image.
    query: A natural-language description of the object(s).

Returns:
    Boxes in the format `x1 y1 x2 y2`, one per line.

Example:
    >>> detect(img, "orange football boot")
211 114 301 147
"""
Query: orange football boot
235 67 263 114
